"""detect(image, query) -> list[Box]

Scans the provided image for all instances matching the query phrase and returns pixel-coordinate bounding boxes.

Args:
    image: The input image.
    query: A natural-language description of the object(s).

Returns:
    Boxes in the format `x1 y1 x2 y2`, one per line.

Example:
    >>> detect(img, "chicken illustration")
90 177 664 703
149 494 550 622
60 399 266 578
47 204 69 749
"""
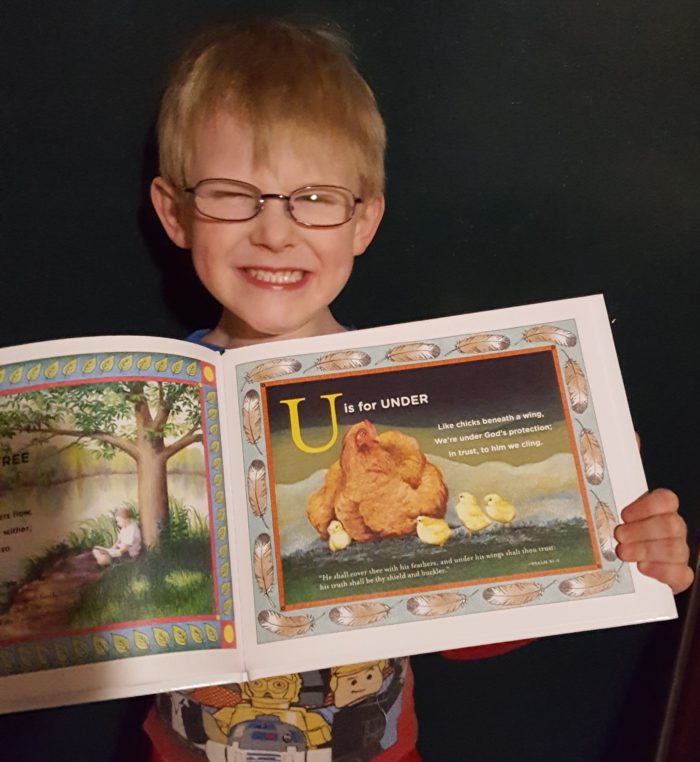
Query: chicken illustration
456 491 492 533
307 420 448 542
416 516 452 546
483 493 516 525
327 519 352 552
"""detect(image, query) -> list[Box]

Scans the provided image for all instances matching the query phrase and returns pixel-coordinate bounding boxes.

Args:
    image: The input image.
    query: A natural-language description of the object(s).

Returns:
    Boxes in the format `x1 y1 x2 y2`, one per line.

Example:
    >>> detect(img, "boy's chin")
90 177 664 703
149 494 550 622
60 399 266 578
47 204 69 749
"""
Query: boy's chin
250 320 304 340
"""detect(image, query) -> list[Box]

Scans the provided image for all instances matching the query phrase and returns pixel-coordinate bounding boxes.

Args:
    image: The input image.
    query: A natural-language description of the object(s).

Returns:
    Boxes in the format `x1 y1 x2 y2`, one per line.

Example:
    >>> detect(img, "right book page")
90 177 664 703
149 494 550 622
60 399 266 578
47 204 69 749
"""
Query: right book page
222 294 676 679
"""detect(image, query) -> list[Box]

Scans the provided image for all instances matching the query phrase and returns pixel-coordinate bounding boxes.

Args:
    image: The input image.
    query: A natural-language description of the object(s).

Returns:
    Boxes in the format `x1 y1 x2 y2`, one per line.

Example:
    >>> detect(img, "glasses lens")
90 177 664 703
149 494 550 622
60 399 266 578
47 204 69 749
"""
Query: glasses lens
194 180 259 221
289 187 355 226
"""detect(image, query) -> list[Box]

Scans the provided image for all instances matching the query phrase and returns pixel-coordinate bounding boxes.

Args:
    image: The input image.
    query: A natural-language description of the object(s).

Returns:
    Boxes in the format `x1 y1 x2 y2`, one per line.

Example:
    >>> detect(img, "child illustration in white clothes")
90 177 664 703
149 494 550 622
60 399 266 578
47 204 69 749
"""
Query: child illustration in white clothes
92 506 143 566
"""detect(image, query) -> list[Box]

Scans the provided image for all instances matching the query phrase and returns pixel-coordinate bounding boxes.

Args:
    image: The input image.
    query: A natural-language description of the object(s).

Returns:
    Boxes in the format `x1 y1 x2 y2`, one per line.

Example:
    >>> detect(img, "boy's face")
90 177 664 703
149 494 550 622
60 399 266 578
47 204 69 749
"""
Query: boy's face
153 114 384 346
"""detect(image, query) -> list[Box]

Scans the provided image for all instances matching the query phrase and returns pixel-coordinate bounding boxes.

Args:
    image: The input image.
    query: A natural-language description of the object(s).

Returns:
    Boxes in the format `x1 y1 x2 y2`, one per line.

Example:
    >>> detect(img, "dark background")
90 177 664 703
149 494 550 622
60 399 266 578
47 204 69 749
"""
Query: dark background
1 2 698 760
265 350 564 430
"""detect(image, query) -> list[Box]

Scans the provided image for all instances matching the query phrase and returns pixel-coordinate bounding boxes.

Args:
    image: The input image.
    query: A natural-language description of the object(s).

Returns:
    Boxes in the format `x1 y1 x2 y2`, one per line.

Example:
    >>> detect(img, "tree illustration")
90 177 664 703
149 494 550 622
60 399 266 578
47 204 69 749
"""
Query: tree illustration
0 381 202 547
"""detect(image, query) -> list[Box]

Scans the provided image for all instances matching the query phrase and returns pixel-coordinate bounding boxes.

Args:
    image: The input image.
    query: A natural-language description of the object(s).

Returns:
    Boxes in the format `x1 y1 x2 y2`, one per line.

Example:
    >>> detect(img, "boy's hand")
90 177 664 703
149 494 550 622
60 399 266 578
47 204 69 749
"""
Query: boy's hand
614 488 694 594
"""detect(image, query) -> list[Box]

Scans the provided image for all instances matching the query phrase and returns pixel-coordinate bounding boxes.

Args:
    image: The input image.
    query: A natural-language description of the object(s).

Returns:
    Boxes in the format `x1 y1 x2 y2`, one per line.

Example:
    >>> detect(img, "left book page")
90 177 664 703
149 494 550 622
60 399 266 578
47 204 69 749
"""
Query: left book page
0 336 245 713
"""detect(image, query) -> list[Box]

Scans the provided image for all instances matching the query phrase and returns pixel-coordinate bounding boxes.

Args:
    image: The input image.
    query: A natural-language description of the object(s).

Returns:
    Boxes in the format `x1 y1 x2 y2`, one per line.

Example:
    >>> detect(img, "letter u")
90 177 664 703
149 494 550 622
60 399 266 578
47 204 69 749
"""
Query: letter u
279 393 343 454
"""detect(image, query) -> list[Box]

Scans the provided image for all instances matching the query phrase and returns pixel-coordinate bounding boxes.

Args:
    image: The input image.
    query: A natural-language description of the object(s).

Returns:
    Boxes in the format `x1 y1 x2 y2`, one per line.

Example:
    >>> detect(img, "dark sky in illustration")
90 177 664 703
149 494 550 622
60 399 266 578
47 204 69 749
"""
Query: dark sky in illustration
264 348 565 433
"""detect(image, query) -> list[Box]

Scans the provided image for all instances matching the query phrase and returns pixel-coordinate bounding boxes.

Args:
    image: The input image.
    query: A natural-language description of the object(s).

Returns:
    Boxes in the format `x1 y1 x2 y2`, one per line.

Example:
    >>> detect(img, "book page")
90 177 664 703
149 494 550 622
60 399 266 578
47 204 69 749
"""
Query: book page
0 336 245 713
223 295 676 679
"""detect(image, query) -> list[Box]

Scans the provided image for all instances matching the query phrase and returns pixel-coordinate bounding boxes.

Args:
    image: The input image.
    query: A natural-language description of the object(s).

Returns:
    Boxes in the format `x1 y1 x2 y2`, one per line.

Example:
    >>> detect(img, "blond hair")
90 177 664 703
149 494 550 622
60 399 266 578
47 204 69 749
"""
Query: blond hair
156 19 386 197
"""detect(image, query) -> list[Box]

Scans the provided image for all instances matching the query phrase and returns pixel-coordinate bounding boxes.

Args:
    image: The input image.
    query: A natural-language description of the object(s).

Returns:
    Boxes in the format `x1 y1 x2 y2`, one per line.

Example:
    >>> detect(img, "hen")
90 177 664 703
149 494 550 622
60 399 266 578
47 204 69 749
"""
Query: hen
307 420 448 542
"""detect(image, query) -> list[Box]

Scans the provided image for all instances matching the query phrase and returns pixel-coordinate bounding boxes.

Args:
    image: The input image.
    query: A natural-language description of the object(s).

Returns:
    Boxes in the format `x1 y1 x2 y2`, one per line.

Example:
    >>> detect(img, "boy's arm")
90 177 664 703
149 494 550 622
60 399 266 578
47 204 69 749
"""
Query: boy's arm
615 488 693 594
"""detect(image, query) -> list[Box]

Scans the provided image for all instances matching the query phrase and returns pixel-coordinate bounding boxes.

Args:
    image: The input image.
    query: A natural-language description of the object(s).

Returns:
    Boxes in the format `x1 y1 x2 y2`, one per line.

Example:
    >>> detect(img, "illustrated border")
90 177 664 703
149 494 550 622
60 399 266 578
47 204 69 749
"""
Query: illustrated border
0 352 235 676
234 318 633 645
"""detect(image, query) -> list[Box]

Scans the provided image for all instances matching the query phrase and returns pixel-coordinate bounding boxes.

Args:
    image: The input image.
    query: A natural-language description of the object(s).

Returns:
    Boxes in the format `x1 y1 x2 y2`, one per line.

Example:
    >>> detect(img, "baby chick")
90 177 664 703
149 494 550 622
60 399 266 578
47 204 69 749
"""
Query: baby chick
456 491 493 533
328 519 352 552
483 493 516 525
416 516 452 546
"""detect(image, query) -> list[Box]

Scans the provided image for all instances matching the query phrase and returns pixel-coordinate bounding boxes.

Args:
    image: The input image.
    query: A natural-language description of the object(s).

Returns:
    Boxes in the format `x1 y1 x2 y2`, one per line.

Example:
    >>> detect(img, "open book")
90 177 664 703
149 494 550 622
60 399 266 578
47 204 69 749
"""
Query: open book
0 295 675 713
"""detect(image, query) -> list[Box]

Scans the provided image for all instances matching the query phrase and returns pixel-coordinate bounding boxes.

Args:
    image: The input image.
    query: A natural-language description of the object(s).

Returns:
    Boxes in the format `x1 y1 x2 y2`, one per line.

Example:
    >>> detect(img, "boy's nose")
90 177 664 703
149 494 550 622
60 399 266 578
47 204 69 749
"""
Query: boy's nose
249 197 297 252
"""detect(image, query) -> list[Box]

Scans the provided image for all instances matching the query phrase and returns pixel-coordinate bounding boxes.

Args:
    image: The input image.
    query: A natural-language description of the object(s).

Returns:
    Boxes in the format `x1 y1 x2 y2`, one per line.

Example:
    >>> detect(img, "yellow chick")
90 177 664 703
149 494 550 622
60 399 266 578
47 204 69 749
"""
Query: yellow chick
482 493 516 525
328 519 352 552
456 491 493 533
416 516 452 546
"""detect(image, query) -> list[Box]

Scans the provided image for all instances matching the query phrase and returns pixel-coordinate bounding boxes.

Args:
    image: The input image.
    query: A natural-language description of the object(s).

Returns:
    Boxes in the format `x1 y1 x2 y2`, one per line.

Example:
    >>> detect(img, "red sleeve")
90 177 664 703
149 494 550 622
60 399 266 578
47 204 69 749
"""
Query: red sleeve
441 638 535 660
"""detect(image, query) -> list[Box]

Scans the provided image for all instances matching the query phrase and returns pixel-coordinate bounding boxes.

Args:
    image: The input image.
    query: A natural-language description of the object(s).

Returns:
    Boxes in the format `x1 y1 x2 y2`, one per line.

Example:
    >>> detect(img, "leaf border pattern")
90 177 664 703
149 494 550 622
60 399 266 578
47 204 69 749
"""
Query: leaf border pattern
0 353 233 676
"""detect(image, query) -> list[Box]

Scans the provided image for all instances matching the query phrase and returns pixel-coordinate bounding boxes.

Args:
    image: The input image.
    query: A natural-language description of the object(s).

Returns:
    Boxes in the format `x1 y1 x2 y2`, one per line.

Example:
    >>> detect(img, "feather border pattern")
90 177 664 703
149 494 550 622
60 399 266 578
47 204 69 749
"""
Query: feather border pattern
230 313 630 643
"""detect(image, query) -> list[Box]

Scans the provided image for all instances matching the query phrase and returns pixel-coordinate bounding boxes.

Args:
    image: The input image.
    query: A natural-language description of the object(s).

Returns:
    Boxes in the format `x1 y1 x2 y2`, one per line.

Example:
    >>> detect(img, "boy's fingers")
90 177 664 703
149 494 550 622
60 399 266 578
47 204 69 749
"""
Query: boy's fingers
615 511 688 545
636 561 695 595
616 537 690 565
619 488 679 523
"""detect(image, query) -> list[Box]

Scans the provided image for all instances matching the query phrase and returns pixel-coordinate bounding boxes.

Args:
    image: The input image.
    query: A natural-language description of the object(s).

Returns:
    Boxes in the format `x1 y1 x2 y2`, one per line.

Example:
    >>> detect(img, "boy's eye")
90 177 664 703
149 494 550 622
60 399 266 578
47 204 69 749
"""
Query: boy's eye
204 188 254 201
294 191 337 205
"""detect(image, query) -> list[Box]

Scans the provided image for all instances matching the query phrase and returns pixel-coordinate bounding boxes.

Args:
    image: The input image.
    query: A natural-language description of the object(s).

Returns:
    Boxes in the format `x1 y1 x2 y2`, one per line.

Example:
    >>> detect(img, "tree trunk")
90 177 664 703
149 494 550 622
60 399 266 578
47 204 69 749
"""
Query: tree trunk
137 446 169 547
134 399 169 547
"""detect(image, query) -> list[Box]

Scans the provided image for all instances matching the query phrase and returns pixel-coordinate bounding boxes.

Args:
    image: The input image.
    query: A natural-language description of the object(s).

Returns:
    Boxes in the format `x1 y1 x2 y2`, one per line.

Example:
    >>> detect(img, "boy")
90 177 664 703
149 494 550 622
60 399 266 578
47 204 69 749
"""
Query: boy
146 19 692 762
92 506 142 567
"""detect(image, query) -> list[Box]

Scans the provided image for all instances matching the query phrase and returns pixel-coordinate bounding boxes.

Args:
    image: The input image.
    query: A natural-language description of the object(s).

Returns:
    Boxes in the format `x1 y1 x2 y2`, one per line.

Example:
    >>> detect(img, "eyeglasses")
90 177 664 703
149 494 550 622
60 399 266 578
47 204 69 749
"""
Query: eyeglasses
182 178 363 228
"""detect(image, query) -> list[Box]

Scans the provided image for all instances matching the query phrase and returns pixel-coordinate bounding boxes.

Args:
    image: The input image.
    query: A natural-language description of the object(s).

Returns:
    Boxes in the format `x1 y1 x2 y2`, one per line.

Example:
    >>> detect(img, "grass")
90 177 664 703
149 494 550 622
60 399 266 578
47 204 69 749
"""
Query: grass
69 499 213 628
70 534 214 627
0 581 18 613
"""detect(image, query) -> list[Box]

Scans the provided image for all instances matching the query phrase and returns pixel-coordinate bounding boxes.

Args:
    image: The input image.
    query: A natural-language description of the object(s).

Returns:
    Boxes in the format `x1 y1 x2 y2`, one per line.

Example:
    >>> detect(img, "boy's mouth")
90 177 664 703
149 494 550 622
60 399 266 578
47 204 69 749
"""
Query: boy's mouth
241 267 308 289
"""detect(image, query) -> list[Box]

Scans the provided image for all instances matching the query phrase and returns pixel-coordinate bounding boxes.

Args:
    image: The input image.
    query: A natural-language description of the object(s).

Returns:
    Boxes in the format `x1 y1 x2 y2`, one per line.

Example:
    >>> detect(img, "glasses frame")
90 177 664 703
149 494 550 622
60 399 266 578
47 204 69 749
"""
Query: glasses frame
182 178 363 228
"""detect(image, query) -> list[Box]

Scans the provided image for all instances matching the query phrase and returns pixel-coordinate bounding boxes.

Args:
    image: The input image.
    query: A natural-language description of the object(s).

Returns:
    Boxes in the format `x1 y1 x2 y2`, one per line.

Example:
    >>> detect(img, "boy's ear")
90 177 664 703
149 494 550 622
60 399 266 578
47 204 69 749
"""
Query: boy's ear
352 195 385 257
150 177 191 249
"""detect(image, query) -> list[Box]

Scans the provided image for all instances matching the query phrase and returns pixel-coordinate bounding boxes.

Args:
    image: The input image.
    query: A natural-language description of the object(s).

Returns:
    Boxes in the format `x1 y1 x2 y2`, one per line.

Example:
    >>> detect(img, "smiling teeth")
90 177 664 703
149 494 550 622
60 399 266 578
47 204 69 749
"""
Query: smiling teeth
247 269 304 284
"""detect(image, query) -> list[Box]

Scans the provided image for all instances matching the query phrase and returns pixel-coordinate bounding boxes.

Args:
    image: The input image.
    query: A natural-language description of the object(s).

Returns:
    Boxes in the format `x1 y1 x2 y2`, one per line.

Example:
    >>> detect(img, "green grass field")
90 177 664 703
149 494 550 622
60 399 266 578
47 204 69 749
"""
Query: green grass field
70 535 214 628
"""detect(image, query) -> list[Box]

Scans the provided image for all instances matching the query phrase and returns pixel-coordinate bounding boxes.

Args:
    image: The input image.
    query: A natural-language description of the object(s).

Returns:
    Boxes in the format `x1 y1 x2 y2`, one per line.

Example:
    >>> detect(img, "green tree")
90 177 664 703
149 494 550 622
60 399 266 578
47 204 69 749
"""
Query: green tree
0 381 202 547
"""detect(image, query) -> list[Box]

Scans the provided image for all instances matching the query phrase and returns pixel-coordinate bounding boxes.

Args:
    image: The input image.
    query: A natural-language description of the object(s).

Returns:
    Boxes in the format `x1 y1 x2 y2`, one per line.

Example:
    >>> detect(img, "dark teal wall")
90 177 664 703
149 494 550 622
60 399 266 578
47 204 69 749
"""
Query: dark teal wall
1 3 698 760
